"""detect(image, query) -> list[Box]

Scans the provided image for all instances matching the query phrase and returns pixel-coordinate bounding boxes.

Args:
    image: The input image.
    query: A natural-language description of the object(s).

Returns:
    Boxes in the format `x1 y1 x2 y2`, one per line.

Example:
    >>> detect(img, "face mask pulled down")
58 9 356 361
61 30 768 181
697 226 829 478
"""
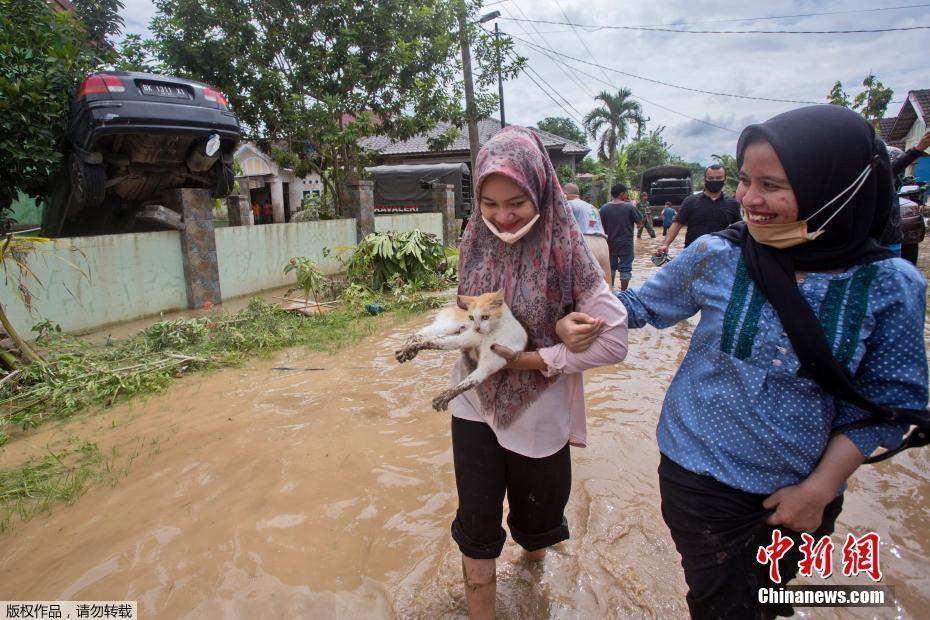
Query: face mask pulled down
745 162 874 250
482 214 540 244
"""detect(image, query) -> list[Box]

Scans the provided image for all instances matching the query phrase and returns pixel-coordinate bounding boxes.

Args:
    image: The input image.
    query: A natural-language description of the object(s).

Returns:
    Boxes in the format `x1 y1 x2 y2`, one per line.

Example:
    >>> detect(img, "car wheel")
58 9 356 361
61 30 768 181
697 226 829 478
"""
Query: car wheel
211 162 234 198
68 152 106 208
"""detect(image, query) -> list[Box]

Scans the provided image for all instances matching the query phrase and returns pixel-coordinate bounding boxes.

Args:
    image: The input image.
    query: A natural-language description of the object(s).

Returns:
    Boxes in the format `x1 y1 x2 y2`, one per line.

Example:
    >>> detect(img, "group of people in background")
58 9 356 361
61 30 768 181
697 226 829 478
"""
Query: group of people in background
566 161 745 291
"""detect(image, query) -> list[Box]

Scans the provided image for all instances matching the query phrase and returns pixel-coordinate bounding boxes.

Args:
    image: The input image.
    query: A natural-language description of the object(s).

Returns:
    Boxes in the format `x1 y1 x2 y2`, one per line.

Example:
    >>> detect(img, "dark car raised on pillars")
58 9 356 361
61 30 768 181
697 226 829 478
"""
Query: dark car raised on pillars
44 71 241 237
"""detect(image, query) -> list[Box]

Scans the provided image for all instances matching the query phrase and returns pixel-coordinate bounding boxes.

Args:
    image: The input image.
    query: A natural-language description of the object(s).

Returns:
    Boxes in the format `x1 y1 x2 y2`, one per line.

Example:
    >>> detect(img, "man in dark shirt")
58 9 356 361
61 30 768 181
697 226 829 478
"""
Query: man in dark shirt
599 183 642 290
657 164 741 254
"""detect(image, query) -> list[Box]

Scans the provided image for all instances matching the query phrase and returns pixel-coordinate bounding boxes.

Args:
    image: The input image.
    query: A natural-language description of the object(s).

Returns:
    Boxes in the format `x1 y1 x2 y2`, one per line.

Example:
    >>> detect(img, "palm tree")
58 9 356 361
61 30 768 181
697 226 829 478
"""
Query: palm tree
582 88 646 192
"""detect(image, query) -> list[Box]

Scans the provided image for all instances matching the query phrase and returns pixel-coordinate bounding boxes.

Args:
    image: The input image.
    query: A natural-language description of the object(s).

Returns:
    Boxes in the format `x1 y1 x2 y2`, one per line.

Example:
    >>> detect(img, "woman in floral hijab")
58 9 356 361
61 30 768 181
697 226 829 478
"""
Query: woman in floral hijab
449 126 629 617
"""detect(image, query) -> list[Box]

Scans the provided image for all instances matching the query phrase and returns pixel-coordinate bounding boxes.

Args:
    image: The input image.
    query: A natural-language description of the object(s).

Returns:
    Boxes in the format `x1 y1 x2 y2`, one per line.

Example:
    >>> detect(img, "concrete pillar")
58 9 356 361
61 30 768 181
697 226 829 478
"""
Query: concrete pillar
162 188 222 309
226 194 253 226
343 180 375 243
289 182 304 219
270 180 285 223
432 183 456 246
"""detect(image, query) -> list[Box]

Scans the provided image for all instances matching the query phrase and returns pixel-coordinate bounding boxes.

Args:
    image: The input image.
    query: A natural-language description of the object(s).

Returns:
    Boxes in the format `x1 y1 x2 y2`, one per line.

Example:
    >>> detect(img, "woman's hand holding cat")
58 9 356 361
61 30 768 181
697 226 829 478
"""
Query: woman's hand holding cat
490 345 546 371
490 344 521 363
556 312 604 353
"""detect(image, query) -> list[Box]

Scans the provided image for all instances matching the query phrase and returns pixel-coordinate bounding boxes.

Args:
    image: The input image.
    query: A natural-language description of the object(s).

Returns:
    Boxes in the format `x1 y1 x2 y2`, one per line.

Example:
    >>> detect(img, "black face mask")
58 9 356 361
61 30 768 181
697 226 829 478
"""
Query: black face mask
704 179 725 193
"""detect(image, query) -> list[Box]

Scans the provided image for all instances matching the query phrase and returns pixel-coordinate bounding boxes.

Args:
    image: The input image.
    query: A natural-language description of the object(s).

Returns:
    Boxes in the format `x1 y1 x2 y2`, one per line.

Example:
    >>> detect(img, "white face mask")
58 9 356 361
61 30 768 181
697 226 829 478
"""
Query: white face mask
482 214 540 244
745 160 874 249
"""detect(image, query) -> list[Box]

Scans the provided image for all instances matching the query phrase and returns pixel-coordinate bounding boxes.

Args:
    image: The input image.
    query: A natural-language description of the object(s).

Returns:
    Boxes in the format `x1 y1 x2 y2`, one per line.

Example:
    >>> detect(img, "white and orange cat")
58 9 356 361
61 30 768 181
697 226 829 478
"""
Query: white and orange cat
395 289 528 411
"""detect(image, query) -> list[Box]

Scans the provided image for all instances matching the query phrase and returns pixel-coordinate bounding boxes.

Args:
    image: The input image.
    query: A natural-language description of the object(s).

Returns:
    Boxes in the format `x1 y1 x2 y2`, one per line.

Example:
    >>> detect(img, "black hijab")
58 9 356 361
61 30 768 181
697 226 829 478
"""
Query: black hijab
716 105 927 463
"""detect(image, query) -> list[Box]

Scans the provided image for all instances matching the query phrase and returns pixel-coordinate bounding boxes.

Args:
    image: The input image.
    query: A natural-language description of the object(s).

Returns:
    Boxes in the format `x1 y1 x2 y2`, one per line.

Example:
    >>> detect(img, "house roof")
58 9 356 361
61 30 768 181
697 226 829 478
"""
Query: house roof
359 118 589 159
877 117 897 139
888 89 930 141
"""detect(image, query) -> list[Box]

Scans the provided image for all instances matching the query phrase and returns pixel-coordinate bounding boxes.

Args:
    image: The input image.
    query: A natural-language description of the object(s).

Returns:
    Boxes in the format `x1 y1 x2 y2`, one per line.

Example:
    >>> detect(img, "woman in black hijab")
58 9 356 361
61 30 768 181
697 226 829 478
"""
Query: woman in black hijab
561 105 928 618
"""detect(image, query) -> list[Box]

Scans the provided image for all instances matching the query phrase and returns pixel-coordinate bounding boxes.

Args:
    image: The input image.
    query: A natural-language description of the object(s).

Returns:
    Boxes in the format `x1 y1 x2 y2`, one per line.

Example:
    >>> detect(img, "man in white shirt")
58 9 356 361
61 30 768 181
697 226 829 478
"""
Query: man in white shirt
563 182 611 286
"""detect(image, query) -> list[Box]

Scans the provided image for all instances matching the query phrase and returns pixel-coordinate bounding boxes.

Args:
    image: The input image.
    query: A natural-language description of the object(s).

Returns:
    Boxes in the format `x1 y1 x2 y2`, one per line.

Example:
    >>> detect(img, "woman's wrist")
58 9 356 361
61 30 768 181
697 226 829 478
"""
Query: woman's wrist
506 351 546 371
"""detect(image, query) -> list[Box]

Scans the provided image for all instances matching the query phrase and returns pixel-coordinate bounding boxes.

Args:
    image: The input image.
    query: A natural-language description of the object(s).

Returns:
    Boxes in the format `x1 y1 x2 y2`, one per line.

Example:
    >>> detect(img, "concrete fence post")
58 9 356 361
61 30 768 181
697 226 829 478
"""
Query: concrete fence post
431 183 457 246
343 180 375 243
226 194 253 226
163 188 222 310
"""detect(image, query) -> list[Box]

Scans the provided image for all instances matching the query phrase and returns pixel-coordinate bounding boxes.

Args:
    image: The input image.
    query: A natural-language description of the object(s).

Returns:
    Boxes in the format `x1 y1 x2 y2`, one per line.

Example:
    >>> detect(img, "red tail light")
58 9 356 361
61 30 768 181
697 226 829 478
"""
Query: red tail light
204 87 228 108
77 74 126 98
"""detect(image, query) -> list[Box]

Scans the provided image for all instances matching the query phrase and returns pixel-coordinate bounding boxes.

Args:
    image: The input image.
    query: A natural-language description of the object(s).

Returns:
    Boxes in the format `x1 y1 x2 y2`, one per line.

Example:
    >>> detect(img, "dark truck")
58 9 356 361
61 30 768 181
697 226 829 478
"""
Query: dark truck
640 165 694 223
43 71 240 237
365 163 472 219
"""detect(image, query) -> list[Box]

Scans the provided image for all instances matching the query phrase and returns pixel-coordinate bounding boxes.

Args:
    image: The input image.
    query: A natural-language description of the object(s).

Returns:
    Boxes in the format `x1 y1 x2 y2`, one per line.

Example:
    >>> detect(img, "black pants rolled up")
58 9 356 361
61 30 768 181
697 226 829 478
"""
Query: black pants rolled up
659 455 843 619
450 416 571 559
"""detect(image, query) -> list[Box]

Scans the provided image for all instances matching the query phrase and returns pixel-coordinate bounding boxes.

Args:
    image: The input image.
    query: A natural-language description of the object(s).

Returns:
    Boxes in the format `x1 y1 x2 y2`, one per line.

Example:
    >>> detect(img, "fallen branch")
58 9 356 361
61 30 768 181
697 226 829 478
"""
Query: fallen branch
0 370 22 388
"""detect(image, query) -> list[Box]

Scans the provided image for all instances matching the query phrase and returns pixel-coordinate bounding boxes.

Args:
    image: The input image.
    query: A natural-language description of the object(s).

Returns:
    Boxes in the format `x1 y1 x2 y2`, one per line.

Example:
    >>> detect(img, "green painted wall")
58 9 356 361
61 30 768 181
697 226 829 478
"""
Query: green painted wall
2 232 188 336
8 193 42 228
215 219 356 300
374 213 443 238
2 214 443 336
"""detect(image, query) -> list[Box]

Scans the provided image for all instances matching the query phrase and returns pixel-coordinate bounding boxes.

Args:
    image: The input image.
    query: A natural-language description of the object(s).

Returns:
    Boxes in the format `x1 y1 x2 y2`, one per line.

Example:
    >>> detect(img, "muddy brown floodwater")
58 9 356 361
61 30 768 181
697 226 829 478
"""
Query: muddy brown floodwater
1 235 929 619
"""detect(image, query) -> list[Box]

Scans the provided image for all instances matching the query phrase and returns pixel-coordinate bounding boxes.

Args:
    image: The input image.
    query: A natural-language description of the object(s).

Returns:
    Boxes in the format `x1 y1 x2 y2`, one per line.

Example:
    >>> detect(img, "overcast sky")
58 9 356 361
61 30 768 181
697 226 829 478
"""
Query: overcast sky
119 0 927 165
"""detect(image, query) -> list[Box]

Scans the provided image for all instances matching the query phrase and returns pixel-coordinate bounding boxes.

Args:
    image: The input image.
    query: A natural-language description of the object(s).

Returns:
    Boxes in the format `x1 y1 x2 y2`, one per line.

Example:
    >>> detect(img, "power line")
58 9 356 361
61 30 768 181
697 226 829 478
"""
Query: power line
509 33 821 105
510 35 738 134
532 3 930 31
501 16 930 35
511 35 739 133
506 50 585 126
502 1 595 98
551 0 612 86
636 3 930 27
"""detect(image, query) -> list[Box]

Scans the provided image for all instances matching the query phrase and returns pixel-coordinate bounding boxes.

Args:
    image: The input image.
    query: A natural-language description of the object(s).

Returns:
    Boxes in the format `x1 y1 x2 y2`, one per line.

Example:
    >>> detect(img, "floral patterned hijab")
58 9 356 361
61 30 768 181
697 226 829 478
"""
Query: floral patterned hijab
458 126 603 427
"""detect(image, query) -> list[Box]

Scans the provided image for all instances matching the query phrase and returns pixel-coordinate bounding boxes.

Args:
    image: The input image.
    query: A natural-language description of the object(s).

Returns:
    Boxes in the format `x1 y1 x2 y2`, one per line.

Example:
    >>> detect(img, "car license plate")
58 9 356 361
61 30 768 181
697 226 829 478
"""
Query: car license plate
139 83 190 99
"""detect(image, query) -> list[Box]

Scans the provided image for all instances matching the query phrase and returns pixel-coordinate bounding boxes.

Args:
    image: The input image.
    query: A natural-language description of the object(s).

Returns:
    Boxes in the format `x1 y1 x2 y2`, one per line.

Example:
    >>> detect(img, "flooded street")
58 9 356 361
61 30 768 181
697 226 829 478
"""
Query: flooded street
1 235 929 618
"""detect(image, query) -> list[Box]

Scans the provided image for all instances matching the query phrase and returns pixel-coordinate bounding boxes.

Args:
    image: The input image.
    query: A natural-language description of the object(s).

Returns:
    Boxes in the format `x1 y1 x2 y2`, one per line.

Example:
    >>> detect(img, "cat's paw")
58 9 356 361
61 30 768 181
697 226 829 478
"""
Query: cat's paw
395 346 420 363
432 390 456 411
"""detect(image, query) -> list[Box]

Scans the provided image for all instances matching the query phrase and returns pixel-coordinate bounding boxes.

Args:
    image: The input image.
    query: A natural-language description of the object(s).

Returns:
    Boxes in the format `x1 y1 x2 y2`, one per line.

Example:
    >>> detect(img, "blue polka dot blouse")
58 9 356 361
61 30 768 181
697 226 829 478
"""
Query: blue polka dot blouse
617 235 929 494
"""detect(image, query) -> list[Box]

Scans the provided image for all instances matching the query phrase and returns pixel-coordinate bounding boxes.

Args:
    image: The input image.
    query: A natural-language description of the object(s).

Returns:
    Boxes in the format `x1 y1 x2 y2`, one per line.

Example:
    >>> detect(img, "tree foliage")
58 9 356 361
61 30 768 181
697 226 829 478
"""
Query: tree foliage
111 34 161 73
71 0 125 49
537 116 586 144
625 126 673 187
582 88 646 190
852 73 893 125
826 75 893 126
150 0 521 213
0 0 103 217
827 80 851 107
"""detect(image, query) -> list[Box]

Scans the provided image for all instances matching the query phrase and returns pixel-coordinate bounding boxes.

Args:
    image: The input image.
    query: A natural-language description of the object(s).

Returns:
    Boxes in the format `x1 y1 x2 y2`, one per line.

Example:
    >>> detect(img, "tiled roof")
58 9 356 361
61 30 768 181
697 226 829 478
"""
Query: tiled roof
877 117 897 139
359 118 589 158
912 89 930 123
888 89 930 140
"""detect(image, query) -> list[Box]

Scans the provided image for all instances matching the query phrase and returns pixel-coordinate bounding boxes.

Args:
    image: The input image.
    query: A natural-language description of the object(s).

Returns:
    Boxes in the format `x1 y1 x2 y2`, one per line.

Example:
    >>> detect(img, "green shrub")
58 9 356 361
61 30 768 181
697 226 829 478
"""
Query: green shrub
344 230 453 291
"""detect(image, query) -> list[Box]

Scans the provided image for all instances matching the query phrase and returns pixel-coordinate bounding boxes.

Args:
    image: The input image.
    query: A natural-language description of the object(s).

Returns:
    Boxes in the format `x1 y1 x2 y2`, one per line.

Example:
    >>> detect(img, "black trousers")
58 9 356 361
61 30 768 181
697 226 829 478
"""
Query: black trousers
659 455 843 620
450 417 571 559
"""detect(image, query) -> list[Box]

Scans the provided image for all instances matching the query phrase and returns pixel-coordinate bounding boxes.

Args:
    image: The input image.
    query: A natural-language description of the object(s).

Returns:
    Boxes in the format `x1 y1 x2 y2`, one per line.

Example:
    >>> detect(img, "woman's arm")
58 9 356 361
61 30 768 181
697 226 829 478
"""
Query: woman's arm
534 280 629 374
556 239 715 352
834 268 928 457
764 434 864 532
766 267 928 533
490 279 626 373
616 240 706 329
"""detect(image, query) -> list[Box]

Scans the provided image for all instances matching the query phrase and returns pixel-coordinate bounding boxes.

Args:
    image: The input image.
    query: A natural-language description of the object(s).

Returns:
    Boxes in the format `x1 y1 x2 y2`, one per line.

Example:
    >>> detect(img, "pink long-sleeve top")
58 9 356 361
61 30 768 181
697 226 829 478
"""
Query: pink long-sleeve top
450 279 629 458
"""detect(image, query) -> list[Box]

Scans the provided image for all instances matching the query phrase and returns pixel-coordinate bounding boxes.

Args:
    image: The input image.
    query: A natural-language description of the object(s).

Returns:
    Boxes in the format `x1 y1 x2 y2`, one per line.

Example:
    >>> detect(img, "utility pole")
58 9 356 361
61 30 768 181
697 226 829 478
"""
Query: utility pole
458 6 480 174
495 22 505 128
